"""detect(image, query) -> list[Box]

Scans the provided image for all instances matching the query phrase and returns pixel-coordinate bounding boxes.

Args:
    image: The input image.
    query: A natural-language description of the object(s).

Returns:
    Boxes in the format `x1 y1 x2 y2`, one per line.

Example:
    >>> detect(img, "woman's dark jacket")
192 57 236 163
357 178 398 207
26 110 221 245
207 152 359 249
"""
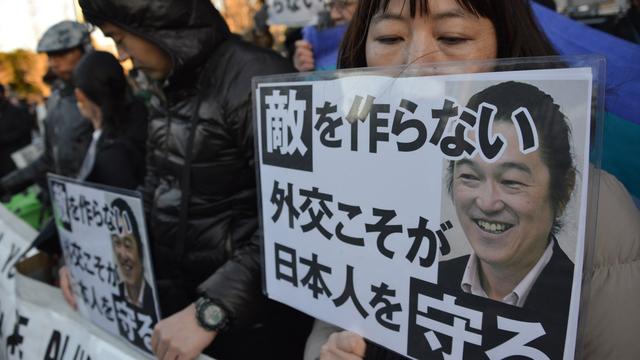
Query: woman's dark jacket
85 99 148 190
80 0 295 328
0 99 32 177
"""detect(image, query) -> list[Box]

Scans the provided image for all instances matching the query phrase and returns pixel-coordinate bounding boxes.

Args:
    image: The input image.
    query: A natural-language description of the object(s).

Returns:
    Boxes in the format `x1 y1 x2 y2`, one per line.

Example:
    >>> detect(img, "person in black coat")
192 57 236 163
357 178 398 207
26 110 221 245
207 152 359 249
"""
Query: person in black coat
0 84 32 178
72 51 147 189
78 1 312 359
57 51 149 315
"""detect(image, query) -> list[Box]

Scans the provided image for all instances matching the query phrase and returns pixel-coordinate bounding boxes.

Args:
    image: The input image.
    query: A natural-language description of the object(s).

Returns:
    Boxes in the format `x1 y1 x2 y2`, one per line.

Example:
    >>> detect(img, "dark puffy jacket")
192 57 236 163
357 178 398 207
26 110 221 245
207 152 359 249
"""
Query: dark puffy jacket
1 81 92 193
0 100 32 177
80 0 295 329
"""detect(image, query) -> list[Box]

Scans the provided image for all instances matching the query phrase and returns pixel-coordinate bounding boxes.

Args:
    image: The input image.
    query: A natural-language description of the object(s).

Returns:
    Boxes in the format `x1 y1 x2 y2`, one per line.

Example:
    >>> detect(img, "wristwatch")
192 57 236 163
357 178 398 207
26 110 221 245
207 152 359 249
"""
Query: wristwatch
195 296 228 332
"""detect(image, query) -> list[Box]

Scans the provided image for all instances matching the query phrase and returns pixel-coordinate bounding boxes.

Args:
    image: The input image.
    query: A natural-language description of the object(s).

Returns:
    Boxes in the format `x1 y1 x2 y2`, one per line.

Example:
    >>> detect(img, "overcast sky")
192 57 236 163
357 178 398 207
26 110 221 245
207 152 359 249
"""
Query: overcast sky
0 0 77 52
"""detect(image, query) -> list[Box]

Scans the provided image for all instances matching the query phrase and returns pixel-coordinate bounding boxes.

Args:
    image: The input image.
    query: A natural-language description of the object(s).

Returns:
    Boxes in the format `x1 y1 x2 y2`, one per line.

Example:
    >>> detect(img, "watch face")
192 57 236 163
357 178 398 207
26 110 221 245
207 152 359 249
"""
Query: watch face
202 304 224 327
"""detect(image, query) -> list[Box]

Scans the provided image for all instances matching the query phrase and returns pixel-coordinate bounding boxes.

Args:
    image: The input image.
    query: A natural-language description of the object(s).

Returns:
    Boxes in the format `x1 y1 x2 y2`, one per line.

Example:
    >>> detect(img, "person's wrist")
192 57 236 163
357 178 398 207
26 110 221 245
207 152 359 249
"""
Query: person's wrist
195 296 228 333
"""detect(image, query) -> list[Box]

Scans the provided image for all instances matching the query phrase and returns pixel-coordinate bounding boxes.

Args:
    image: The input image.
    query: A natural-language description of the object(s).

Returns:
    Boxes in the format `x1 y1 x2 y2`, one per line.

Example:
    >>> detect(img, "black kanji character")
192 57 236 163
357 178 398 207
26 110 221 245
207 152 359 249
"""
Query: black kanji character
430 99 459 146
365 209 403 259
83 252 94 275
93 200 104 226
275 243 298 287
406 218 452 268
511 107 538 154
370 282 402 332
71 243 82 268
271 181 300 228
333 265 368 318
335 203 365 247
477 103 505 161
6 313 29 359
1 242 22 280
300 253 333 299
78 279 89 303
107 261 119 287
299 187 334 240
440 108 477 158
315 101 343 148
102 296 115 322
392 99 427 152
94 255 106 283
0 309 4 338
346 95 375 151
287 0 300 12
369 103 390 153
406 217 435 267
90 286 103 315
436 221 452 256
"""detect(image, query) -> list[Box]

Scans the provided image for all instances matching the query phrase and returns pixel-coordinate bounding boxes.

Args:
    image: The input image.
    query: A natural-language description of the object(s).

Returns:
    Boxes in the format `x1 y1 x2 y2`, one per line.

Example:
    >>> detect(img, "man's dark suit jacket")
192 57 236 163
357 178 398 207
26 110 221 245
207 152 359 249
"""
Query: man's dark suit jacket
365 239 575 360
117 279 157 317
438 238 574 319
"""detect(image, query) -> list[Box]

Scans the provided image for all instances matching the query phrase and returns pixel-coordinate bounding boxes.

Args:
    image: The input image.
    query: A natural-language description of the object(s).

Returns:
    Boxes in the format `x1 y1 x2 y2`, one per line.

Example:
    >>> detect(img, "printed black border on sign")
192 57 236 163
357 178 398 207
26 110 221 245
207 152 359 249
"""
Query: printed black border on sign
259 85 314 172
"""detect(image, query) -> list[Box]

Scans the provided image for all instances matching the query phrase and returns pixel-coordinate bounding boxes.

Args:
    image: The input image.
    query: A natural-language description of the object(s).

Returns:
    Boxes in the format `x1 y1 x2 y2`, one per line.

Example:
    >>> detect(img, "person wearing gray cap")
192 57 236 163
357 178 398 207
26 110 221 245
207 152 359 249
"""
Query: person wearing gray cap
0 21 93 202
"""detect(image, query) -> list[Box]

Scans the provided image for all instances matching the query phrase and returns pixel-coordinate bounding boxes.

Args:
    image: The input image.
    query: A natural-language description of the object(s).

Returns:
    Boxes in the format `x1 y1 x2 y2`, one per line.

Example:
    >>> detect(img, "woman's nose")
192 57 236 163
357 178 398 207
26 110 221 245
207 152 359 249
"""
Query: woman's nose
406 36 444 65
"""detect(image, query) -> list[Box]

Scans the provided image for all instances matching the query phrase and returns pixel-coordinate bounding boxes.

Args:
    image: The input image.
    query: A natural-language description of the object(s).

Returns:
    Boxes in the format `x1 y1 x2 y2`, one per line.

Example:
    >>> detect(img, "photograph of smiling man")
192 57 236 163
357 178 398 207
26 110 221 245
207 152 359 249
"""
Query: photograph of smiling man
110 197 159 351
437 81 577 349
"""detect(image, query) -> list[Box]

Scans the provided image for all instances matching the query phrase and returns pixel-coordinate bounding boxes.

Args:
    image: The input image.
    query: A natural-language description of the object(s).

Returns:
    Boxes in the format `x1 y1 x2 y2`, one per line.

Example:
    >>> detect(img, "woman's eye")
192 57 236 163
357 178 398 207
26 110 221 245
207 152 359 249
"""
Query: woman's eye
375 36 403 45
438 36 469 45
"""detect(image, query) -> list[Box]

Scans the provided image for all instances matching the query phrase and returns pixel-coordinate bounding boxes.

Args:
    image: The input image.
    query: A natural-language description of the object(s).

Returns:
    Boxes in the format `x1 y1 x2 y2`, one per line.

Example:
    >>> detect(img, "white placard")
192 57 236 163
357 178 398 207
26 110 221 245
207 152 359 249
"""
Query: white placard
267 0 326 26
0 205 35 360
256 67 594 359
0 204 217 360
48 175 161 358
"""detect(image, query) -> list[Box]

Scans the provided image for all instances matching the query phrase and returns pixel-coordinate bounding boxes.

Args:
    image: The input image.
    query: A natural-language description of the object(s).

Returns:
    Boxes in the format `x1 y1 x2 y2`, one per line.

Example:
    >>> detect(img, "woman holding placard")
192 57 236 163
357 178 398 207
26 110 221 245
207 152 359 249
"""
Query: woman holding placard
315 1 640 359
73 50 147 189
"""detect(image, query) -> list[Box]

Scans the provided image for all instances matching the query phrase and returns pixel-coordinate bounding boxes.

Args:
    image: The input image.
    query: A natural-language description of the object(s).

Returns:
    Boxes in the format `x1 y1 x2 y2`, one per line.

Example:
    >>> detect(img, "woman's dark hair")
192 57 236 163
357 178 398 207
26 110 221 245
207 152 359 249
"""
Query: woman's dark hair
110 197 143 260
339 0 557 69
73 51 128 135
448 81 576 234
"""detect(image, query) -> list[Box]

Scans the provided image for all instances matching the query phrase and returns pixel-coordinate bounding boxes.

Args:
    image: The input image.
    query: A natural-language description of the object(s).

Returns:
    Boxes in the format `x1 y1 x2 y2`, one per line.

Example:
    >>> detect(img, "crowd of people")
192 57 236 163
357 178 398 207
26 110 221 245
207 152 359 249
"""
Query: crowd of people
0 0 638 359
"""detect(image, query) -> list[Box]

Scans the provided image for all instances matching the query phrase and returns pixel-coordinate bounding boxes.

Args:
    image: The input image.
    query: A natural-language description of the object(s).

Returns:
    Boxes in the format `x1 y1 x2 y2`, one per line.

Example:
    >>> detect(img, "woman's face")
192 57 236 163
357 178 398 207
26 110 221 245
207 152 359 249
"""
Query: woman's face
75 88 101 125
366 0 498 67
452 122 554 272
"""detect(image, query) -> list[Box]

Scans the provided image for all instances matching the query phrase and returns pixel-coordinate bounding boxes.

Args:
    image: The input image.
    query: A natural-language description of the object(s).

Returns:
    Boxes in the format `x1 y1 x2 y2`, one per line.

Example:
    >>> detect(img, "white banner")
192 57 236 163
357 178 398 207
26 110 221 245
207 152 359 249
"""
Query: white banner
0 205 35 360
0 205 215 360
48 175 161 358
267 0 326 26
8 271 144 360
255 66 594 359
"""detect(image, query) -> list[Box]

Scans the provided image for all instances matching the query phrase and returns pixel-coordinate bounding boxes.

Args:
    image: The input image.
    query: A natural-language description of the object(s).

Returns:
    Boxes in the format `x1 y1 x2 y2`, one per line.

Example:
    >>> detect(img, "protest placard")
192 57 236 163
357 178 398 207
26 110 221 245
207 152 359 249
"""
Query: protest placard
267 0 326 26
0 205 35 360
0 205 215 360
254 59 601 359
48 175 161 357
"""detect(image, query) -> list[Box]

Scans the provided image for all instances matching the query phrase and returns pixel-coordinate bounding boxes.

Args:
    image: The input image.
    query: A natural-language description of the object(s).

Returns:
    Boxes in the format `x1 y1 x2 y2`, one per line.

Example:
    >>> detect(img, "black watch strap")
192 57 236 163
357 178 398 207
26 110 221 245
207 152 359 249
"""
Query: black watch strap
195 296 228 332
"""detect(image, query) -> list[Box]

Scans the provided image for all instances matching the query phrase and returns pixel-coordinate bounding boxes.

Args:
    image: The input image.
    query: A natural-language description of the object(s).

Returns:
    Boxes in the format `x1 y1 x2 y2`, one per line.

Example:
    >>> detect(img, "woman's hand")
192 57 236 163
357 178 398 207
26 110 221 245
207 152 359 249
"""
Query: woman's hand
293 40 315 72
320 331 367 360
59 265 77 310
